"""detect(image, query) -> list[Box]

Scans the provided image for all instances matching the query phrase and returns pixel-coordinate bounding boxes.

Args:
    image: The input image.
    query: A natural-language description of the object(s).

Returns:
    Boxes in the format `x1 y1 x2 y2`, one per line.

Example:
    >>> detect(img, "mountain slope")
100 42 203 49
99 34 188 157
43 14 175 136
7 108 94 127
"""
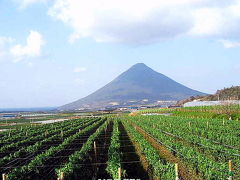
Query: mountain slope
59 63 206 110
202 86 240 101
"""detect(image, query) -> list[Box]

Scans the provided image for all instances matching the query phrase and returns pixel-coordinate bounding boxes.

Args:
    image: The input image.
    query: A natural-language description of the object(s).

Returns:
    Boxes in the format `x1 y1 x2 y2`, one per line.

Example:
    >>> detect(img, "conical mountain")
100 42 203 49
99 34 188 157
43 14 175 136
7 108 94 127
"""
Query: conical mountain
59 63 206 110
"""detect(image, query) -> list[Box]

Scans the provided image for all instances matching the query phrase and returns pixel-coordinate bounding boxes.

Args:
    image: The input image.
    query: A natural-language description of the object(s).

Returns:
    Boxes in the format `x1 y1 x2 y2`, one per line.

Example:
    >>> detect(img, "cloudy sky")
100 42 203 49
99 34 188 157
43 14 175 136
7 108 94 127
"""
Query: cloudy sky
0 0 240 108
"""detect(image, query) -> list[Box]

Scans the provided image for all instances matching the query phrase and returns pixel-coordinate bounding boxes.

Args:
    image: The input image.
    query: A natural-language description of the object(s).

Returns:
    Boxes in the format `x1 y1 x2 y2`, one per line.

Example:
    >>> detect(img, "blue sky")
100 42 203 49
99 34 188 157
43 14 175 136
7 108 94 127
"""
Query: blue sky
0 0 240 108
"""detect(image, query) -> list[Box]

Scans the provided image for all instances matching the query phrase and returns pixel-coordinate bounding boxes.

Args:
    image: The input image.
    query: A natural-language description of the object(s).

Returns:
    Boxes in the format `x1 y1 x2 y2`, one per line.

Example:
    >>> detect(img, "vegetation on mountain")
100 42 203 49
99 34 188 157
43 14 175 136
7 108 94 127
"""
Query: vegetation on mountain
177 86 240 106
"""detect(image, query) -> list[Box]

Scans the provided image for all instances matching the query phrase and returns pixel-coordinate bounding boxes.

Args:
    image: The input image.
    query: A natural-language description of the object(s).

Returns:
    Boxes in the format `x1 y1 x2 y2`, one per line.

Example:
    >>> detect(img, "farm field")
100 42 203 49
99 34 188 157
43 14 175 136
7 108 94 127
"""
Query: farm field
137 104 240 120
0 112 239 180
172 105 240 120
125 115 240 179
0 116 68 130
0 112 102 130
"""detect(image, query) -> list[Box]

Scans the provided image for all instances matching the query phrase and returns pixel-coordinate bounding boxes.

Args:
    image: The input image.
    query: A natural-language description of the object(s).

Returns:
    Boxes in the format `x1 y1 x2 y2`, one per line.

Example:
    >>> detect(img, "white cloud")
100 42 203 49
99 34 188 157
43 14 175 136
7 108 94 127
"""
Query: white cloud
190 2 240 38
0 37 14 47
48 0 195 44
218 39 240 48
74 67 87 73
48 0 240 45
16 0 49 8
10 30 45 62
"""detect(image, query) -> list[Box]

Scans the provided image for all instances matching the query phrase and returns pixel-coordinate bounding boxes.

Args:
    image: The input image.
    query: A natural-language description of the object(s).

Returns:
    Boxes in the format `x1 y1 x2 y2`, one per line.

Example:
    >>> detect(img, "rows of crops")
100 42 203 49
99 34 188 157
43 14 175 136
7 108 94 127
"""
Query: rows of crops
124 115 240 179
180 104 240 113
136 108 174 115
1 114 239 179
0 117 109 179
0 116 152 180
136 105 240 120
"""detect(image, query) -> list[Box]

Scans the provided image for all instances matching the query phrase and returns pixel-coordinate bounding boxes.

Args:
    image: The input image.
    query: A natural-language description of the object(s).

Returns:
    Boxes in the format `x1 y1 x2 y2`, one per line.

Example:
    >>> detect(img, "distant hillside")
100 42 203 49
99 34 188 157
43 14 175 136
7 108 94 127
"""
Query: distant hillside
177 86 240 106
203 86 240 101
59 63 206 110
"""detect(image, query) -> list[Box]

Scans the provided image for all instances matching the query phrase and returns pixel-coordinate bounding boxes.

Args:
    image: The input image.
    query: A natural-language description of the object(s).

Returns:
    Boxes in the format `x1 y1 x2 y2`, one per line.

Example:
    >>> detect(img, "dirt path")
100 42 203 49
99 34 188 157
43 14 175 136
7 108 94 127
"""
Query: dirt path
95 122 113 179
122 122 161 180
119 122 149 180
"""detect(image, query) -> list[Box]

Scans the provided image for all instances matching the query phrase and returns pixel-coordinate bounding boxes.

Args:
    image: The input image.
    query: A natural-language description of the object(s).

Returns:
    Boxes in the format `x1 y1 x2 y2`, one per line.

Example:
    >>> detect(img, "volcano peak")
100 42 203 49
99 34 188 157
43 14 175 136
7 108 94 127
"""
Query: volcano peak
59 63 206 110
